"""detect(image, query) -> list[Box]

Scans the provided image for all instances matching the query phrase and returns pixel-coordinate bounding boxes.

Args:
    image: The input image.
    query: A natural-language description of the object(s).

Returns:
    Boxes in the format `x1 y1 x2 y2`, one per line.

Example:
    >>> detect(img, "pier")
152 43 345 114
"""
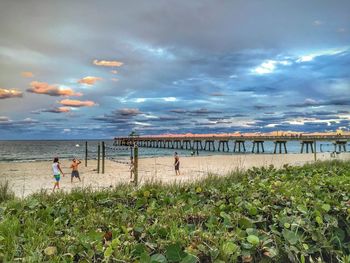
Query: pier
114 135 350 154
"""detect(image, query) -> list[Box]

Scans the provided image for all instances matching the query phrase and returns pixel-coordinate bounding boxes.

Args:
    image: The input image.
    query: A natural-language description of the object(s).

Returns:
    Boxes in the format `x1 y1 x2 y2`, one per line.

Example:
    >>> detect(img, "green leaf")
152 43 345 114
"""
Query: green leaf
297 204 308 214
333 227 345 242
282 229 299 245
315 216 323 225
180 254 197 263
195 187 202 193
151 254 167 263
165 243 186 262
238 217 253 229
322 204 331 212
140 251 151 263
44 246 57 256
104 246 113 258
111 238 120 248
133 244 147 257
247 235 260 246
222 241 238 255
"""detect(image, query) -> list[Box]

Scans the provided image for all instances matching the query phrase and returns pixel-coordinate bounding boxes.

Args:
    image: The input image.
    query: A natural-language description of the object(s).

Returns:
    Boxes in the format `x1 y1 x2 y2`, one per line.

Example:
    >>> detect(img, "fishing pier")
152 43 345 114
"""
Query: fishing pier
114 135 349 154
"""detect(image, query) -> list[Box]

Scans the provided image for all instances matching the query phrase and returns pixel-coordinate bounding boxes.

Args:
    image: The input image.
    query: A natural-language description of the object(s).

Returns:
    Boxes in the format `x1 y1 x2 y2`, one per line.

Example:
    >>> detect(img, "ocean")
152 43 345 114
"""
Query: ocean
0 140 340 162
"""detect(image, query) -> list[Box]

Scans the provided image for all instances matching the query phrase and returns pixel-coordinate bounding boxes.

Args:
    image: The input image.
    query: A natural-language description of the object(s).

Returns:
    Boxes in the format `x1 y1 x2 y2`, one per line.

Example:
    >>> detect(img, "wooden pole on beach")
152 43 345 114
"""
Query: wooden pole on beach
134 145 138 186
85 141 88 167
102 141 105 174
97 143 100 173
314 140 317 162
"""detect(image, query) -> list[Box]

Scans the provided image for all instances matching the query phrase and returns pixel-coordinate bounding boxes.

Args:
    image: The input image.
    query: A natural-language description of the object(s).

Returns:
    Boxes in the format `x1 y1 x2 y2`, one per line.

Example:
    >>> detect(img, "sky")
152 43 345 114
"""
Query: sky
0 0 350 139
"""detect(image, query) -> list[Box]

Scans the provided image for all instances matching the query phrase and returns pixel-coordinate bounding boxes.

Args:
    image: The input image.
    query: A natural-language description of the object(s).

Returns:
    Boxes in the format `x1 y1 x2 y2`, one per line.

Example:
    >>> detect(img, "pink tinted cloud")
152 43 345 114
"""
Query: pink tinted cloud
0 88 23 99
78 76 102 85
21 71 34 78
111 78 119 82
93 59 123 67
111 70 118 74
27 81 83 97
60 99 96 107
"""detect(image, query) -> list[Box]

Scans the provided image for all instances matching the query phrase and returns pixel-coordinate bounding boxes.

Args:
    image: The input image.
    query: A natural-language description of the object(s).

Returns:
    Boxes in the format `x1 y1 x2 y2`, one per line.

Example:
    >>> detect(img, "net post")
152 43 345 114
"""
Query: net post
85 141 88 167
314 140 317 162
134 145 138 186
102 141 105 174
97 143 100 173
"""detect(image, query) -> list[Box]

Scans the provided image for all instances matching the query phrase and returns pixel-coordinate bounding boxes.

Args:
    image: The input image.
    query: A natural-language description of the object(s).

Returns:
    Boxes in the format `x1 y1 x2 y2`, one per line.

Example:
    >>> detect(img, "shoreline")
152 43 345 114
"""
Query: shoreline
1 152 349 198
0 151 346 163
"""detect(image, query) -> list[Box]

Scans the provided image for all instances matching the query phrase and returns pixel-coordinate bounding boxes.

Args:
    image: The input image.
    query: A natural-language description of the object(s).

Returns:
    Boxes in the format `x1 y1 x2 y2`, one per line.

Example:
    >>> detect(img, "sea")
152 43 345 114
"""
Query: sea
0 140 341 163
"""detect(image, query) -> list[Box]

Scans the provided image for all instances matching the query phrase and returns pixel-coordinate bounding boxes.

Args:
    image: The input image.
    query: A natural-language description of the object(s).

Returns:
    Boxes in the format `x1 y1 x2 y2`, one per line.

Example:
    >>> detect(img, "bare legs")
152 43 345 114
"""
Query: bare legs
53 181 59 191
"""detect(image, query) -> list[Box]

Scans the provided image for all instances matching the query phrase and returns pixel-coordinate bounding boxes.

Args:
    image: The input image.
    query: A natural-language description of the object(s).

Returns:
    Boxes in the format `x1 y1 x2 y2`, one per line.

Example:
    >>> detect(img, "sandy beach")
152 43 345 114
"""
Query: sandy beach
1 152 349 198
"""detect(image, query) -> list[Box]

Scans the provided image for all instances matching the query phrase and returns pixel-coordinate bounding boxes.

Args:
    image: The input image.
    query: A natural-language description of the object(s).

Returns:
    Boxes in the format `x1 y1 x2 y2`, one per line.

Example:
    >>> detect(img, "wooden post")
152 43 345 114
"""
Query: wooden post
102 141 105 174
97 143 100 173
314 140 317 162
134 146 138 186
85 141 88 167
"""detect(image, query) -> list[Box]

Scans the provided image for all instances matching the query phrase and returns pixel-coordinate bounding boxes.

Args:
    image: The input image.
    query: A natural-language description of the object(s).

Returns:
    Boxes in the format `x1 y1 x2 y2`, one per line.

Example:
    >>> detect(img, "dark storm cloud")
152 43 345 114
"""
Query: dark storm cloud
31 107 71 114
92 108 145 127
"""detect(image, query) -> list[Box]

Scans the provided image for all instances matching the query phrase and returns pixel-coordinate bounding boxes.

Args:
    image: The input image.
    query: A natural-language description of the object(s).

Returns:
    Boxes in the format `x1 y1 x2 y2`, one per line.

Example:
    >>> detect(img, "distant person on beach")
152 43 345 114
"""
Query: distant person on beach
129 156 135 182
174 152 180 176
70 158 81 183
52 157 65 191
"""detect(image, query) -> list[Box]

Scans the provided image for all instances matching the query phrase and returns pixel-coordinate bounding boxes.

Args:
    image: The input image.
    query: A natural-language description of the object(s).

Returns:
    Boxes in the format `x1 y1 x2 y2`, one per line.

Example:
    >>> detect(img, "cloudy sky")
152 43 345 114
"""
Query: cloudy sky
0 0 349 139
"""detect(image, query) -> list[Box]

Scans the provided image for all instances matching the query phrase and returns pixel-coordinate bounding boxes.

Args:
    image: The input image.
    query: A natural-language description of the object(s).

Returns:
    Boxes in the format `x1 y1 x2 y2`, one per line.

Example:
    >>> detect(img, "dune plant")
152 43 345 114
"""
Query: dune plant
0 181 14 203
0 161 349 262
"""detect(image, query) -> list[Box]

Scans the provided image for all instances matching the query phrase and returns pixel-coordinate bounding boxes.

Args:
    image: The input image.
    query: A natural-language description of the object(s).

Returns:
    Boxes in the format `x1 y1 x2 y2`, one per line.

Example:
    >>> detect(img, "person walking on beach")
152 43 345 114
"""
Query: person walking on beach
174 152 180 176
52 157 65 191
70 158 81 183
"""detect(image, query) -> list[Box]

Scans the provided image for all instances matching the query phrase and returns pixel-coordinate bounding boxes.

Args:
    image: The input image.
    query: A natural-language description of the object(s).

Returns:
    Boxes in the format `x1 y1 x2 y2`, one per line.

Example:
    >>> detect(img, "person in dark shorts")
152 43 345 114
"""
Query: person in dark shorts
174 152 180 176
70 158 81 182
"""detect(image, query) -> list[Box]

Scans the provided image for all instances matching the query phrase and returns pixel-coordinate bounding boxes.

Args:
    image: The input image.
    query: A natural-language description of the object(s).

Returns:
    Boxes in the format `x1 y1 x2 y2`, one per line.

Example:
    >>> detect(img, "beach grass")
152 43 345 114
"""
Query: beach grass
0 160 349 262
0 181 14 203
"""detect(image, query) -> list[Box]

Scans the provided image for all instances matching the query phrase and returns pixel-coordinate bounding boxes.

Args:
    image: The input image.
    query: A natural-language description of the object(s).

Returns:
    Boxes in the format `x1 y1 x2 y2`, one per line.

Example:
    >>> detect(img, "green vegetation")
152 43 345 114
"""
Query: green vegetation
0 181 14 203
0 161 350 262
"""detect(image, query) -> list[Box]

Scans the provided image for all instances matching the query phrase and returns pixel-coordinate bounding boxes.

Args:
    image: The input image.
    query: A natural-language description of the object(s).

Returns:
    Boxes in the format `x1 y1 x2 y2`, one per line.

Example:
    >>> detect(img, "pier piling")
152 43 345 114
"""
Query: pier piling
252 141 265 153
